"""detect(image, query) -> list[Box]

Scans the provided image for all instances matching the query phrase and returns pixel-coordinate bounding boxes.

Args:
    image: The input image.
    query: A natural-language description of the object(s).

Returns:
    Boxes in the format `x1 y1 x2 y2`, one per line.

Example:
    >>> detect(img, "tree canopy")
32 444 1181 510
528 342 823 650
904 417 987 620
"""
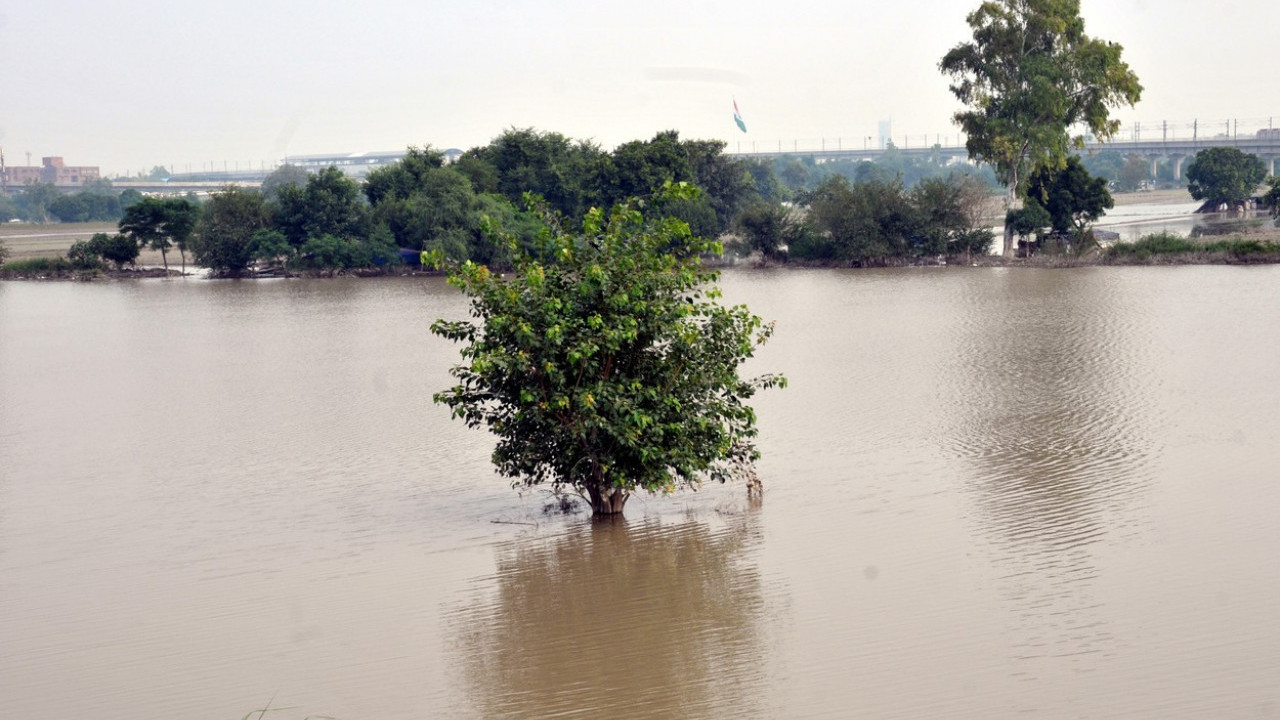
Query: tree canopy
430 183 785 515
940 0 1141 255
119 197 199 272
1185 147 1267 210
191 186 270 275
1025 155 1113 238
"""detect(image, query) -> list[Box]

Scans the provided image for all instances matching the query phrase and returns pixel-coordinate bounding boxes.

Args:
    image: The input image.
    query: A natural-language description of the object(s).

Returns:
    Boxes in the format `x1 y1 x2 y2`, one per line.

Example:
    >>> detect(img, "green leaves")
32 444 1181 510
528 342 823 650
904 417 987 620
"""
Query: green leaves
431 190 783 514
941 0 1141 253
1186 148 1268 209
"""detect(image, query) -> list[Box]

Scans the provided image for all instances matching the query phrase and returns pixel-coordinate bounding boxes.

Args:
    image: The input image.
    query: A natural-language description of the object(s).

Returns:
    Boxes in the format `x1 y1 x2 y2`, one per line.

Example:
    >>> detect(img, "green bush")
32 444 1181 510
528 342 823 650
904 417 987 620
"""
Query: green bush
67 240 104 269
89 232 141 270
950 228 995 257
1106 232 1279 260
2 256 76 273
1105 231 1196 259
1202 238 1277 256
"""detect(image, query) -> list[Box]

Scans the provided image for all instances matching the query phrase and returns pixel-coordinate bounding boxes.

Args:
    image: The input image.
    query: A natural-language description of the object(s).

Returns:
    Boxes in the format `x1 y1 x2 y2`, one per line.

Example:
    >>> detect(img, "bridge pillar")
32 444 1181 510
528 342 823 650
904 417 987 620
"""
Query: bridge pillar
1148 154 1162 181
1171 154 1186 181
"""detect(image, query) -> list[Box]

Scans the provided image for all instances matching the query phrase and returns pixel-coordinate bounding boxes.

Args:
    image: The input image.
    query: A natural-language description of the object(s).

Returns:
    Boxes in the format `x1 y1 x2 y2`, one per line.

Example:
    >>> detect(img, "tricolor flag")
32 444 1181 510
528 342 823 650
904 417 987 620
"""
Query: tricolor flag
733 98 747 133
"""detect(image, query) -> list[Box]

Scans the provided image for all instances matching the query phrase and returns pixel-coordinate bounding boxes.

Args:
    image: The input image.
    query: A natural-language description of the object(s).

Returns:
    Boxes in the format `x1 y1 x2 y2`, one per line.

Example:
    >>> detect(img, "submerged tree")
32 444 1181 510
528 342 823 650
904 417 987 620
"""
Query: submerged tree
940 0 1141 256
431 183 785 516
1185 147 1267 211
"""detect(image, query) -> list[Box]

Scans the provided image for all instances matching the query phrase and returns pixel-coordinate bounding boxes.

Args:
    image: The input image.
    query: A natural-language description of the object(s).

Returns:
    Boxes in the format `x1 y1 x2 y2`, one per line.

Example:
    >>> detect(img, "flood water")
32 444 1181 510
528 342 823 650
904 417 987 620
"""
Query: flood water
2 268 1279 719
1095 201 1277 241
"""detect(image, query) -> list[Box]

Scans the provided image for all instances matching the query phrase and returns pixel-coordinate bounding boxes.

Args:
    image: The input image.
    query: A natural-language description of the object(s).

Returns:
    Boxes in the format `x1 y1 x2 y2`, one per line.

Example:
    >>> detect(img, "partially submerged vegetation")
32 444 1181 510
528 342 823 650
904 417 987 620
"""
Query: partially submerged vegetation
1102 231 1280 264
431 183 785 516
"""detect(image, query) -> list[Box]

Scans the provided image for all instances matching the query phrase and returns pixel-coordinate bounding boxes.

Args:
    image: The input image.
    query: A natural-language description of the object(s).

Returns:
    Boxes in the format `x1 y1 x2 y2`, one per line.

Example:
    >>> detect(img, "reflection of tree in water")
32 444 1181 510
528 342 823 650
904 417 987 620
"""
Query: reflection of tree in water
945 270 1160 672
450 516 769 719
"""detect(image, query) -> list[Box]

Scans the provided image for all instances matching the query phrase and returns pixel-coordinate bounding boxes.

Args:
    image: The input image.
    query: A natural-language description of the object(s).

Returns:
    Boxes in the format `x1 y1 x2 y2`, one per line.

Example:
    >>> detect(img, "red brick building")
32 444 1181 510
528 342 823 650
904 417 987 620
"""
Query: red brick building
1 156 100 189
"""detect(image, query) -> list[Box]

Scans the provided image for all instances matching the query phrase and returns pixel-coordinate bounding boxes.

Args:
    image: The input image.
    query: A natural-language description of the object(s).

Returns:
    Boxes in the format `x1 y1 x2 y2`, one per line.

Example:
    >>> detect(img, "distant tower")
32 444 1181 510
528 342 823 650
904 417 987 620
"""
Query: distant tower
878 119 893 150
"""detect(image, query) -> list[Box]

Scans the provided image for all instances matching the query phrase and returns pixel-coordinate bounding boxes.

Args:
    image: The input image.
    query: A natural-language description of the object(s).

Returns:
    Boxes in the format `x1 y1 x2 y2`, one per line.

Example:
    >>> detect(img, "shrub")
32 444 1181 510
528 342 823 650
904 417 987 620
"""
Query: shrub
67 240 104 270
1105 231 1195 259
1105 232 1279 260
89 232 141 270
2 256 76 273
950 228 995 257
1203 238 1277 256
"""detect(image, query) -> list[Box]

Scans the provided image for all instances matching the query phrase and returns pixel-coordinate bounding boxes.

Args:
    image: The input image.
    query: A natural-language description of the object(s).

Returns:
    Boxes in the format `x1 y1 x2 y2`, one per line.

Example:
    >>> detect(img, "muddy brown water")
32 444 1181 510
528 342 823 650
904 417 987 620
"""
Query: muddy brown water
2 268 1278 719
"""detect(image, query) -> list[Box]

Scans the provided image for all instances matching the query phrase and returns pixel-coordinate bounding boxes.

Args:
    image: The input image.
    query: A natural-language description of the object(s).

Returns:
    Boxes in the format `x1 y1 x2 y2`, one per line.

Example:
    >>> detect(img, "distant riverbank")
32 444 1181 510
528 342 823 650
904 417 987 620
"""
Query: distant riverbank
5 192 1278 281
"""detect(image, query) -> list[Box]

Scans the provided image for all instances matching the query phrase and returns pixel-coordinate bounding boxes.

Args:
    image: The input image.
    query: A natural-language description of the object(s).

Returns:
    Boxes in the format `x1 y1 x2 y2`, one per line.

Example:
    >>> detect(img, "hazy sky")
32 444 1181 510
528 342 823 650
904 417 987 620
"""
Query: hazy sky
2 0 1274 175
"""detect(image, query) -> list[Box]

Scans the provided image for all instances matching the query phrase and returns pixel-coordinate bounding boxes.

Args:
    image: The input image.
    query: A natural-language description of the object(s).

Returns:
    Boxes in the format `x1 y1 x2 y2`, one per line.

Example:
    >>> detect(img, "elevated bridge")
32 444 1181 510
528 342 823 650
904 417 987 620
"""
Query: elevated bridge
729 128 1280 178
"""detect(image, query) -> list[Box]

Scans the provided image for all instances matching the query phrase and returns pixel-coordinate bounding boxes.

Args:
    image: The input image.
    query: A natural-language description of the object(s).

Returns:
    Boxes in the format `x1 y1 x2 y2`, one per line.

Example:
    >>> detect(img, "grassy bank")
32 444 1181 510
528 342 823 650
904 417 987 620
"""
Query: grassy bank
1101 231 1280 264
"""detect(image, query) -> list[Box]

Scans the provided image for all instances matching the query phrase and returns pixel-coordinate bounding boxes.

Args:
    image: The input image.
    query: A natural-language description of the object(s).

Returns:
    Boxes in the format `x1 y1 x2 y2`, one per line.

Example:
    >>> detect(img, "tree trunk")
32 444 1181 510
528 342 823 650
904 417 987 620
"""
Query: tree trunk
1003 177 1018 258
585 483 630 516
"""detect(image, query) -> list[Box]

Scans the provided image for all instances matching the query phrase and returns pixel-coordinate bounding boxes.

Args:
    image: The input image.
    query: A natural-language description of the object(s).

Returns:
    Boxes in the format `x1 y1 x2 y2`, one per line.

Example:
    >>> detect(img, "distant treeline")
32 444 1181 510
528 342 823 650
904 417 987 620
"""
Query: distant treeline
0 179 147 223
3 128 1010 274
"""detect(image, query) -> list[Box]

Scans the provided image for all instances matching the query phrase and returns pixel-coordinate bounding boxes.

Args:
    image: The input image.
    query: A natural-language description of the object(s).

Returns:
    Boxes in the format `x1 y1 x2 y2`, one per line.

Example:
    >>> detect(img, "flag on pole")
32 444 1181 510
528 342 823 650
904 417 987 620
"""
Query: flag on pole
733 98 747 133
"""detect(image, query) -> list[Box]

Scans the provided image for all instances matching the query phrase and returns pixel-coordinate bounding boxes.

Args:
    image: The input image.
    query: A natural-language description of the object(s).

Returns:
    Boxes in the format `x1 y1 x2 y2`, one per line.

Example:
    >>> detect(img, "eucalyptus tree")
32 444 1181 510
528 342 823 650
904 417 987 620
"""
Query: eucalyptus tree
940 0 1141 256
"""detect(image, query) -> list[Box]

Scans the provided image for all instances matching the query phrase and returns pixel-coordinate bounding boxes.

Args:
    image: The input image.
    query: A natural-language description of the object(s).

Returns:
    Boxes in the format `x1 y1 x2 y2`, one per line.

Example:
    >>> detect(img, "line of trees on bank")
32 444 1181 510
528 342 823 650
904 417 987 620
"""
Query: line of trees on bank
0 179 147 223
185 130 1015 273
7 128 1016 275
26 125 1277 275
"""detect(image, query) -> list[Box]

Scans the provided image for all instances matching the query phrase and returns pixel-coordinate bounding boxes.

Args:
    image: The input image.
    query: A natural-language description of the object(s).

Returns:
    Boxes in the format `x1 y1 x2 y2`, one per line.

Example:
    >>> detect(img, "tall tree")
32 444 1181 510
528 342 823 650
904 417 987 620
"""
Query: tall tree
272 166 367 248
191 187 269 276
940 0 1141 256
364 146 446 206
119 197 199 273
430 183 784 516
1184 147 1267 211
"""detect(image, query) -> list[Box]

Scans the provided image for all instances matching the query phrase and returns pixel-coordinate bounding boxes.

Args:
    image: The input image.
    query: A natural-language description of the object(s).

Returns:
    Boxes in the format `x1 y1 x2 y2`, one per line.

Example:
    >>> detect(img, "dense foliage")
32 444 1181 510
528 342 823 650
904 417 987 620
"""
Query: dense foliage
430 183 785 515
190 187 270 275
1024 156 1114 252
788 173 994 263
1185 148 1268 210
0 180 139 223
119 197 199 272
8 127 1018 274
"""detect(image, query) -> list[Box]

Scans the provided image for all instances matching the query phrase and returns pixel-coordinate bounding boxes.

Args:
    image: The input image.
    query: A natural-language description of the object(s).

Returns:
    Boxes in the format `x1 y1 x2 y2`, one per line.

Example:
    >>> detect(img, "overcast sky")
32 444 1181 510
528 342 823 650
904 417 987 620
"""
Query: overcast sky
2 0 1274 176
